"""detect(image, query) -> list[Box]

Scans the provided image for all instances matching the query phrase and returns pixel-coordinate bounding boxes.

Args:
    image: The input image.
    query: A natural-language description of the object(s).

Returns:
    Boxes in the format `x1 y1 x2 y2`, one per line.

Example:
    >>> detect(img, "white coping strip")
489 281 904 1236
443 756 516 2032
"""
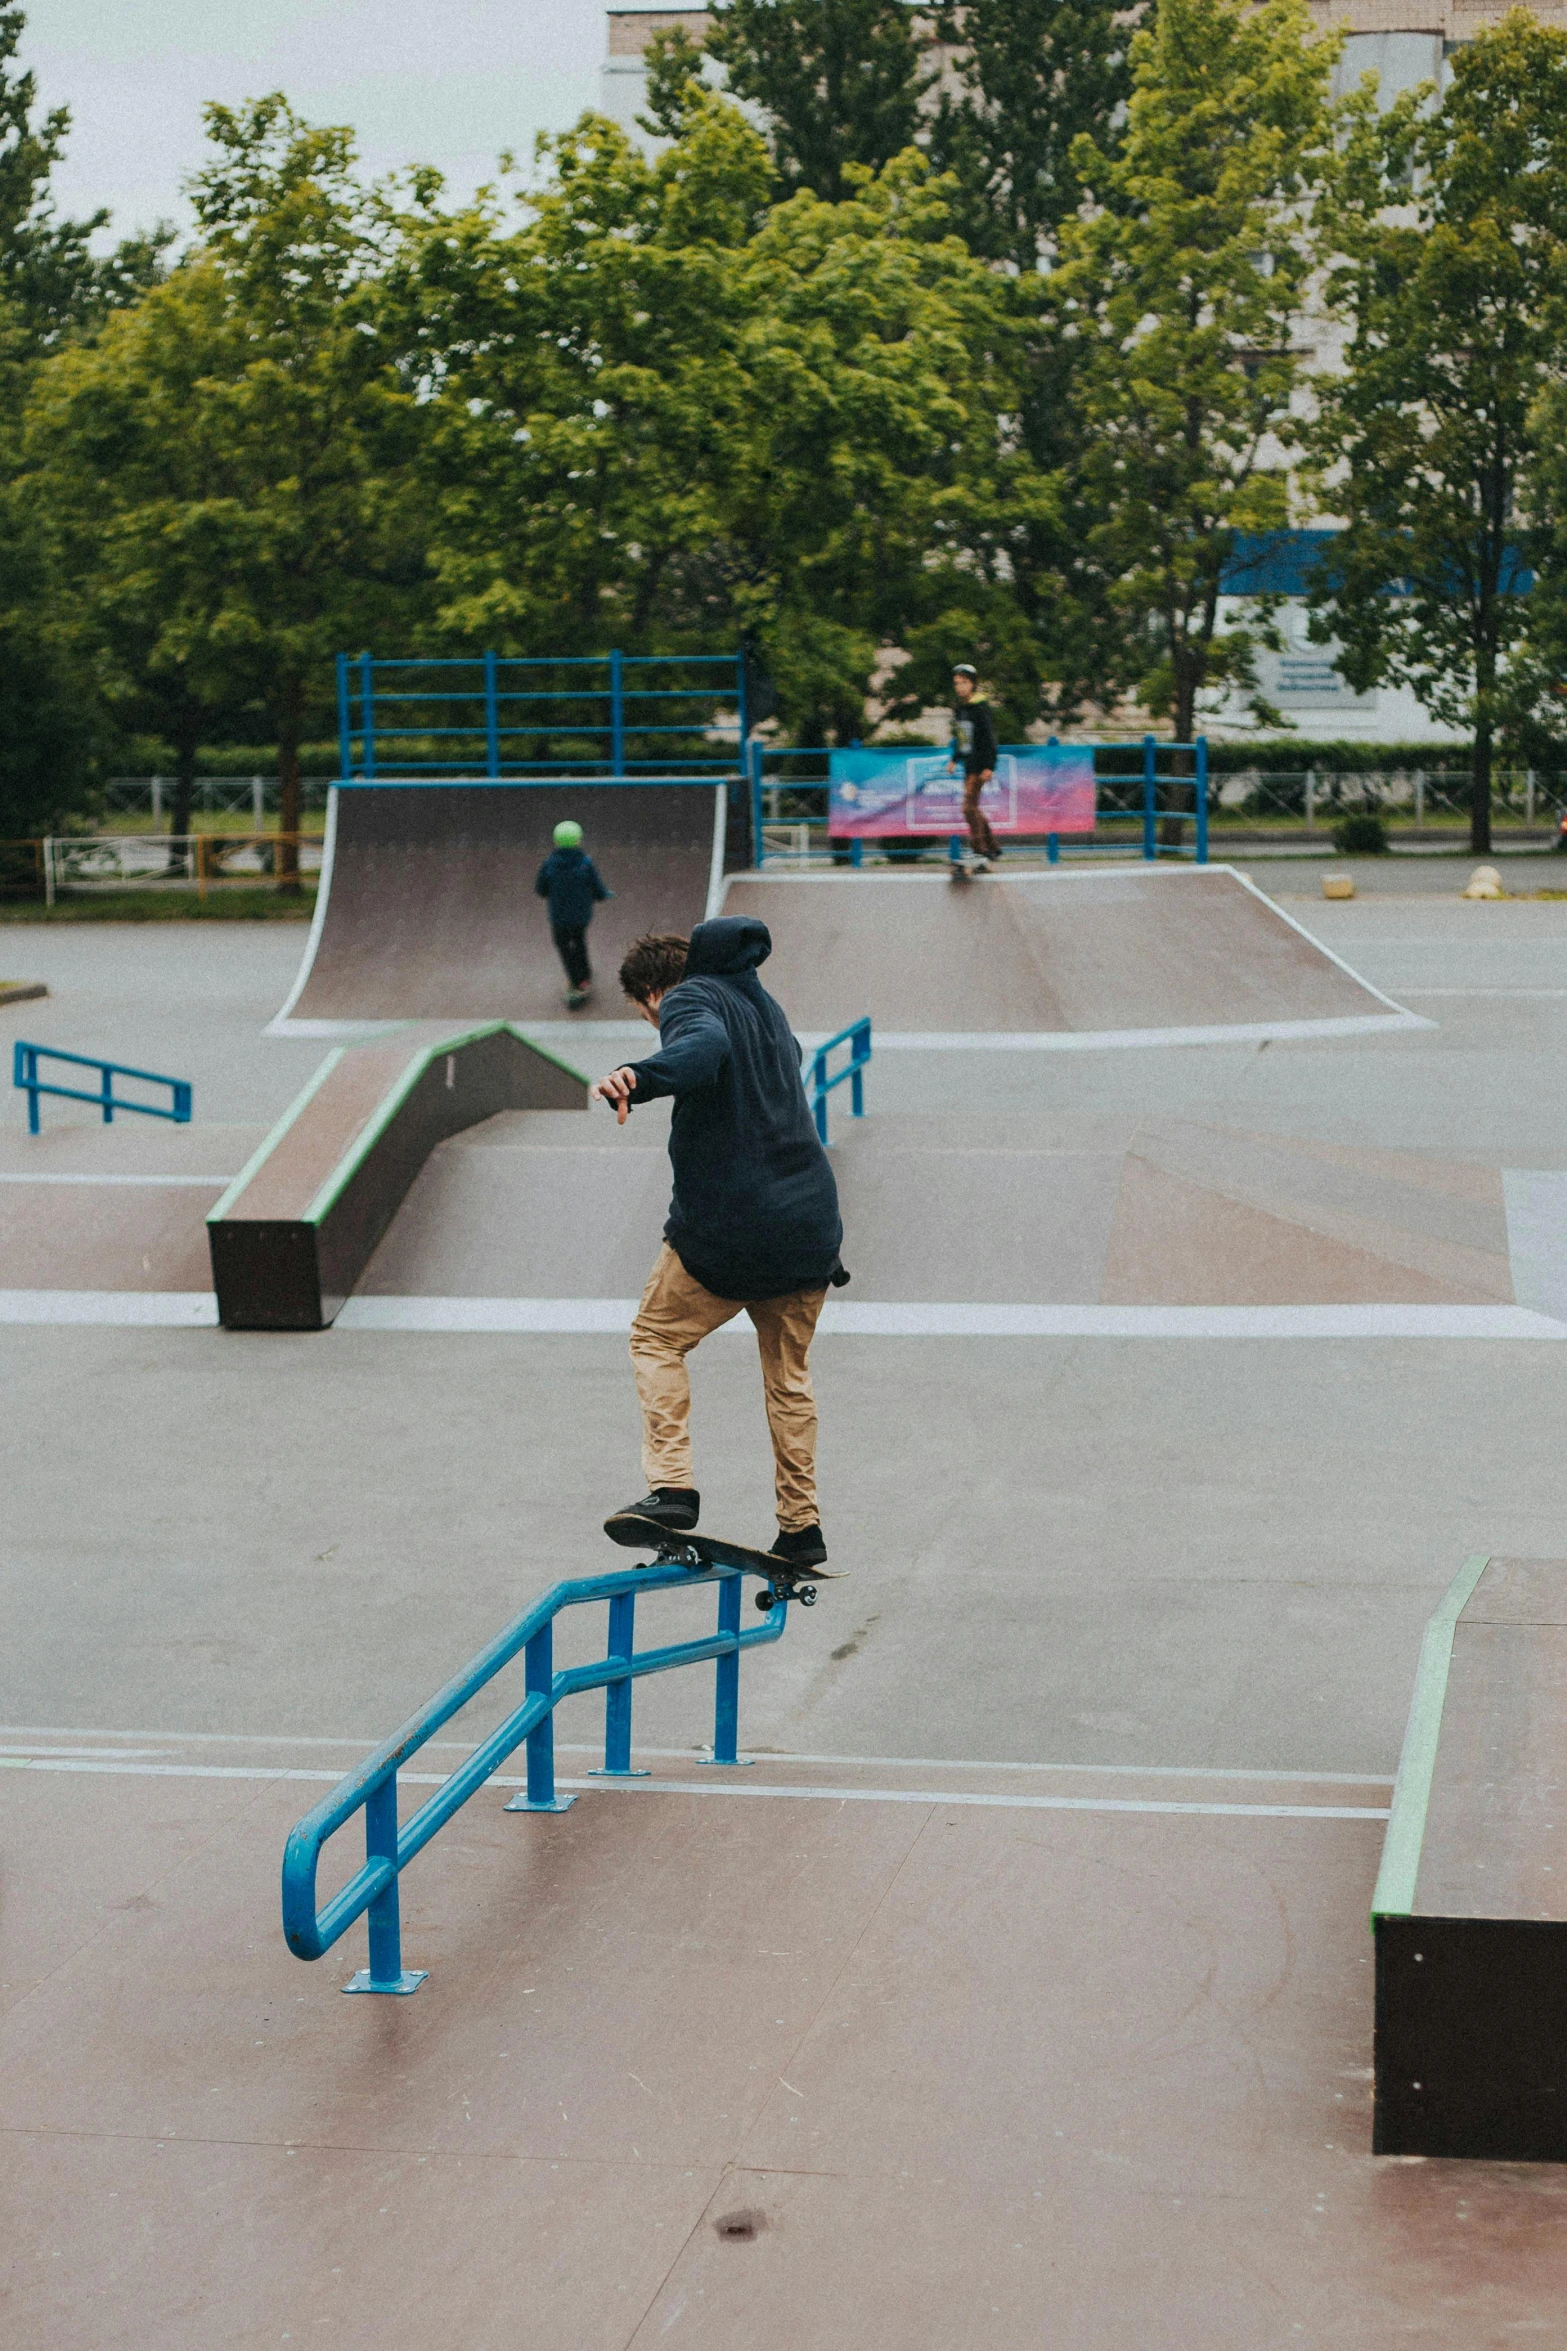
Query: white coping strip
265 783 338 1034
0 1728 1394 1785
1401 988 1567 998
812 1013 1429 1051
703 781 727 921
0 1754 1387 1819
0 1290 218 1326
331 1296 1567 1339
0 1173 230 1187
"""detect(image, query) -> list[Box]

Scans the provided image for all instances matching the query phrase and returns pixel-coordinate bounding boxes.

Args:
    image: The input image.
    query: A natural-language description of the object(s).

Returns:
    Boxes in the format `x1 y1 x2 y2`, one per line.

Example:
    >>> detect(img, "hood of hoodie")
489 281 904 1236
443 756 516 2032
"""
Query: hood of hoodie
683 916 772 978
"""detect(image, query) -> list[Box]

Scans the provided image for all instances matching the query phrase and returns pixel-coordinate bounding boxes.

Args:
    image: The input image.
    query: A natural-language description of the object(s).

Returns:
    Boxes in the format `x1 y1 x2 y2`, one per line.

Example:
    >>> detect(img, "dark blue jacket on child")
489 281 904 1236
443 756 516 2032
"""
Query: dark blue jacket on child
625 916 845 1302
534 848 611 929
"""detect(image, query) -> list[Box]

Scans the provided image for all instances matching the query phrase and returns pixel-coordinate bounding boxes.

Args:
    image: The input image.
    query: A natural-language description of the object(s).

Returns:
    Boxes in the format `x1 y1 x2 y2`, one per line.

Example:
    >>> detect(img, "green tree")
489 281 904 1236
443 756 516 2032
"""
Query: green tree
1054 0 1340 745
928 0 1133 273
0 4 170 837
27 96 433 880
705 0 935 202
404 100 1040 744
1307 12 1567 853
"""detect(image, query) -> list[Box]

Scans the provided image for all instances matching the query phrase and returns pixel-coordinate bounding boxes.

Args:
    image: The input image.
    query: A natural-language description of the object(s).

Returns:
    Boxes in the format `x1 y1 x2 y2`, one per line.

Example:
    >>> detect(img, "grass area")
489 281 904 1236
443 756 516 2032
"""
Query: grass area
0 886 317 923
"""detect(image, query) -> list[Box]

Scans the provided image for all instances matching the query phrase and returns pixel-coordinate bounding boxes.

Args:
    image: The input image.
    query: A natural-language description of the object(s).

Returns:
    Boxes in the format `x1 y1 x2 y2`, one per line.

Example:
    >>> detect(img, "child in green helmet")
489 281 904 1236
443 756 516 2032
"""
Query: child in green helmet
534 819 613 1008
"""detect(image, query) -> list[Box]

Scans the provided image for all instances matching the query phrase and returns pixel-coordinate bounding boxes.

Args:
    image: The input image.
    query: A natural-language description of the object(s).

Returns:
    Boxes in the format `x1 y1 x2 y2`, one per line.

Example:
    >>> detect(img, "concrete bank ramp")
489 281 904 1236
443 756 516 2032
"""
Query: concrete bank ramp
354 1109 1514 1311
271 782 732 1034
719 865 1420 1043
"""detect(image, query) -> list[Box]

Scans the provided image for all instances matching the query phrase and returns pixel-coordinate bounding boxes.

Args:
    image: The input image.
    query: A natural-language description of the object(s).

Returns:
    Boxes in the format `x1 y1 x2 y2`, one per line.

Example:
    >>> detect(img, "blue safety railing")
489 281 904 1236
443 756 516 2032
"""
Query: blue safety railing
336 649 747 781
811 1018 870 1145
749 737 1209 867
282 1556 794 1995
13 1041 192 1137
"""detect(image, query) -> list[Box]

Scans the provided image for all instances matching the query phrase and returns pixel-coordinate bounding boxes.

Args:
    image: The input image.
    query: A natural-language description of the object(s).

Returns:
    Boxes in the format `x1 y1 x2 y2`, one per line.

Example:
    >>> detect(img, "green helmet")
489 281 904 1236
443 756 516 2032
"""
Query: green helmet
553 819 584 849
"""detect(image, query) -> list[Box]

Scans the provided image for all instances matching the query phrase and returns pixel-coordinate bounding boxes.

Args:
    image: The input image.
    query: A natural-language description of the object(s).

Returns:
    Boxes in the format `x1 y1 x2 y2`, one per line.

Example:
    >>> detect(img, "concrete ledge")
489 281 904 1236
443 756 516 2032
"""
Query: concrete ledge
1373 1554 1567 2158
206 1023 587 1330
0 980 47 1006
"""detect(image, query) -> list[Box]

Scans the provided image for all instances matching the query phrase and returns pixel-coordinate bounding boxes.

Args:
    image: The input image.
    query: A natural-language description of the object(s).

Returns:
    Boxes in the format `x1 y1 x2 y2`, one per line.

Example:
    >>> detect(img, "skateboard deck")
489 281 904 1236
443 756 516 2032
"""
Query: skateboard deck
604 1510 842 1608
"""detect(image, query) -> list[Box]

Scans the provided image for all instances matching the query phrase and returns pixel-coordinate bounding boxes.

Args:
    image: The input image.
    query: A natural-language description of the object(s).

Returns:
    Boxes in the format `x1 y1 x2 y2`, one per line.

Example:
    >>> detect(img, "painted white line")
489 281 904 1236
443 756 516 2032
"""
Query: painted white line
331 1297 1567 1339
1401 988 1567 999
0 1290 218 1326
0 1754 1387 1819
703 782 727 922
0 1173 231 1187
0 1727 1393 1784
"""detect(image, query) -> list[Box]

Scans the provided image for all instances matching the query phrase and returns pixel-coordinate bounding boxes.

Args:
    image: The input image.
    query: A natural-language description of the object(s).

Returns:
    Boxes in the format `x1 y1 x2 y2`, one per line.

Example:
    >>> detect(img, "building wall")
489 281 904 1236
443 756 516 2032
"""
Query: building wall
601 8 711 140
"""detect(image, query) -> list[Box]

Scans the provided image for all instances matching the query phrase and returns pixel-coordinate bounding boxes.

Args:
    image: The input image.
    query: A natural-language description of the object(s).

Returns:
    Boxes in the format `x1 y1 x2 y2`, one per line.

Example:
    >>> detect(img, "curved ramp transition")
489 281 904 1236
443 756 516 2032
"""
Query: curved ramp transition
719 865 1420 1042
272 781 734 1033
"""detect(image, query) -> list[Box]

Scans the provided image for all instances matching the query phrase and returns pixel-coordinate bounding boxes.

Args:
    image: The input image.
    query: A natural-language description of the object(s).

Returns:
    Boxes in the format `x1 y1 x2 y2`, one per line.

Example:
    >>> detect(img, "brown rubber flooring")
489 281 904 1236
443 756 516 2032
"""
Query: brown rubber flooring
278 785 723 1025
721 868 1396 1034
4 1744 1565 2347
356 1108 1514 1308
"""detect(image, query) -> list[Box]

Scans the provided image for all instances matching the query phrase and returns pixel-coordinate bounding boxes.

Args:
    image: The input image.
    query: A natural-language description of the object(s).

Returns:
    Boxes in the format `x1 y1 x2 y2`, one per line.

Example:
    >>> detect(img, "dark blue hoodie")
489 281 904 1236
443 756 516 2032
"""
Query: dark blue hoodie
626 916 845 1302
534 847 611 930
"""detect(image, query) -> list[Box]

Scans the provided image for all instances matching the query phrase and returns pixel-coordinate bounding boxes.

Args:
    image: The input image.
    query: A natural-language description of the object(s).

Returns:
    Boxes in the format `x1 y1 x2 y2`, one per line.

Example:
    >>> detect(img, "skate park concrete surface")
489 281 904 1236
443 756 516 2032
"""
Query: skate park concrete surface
8 874 1567 2344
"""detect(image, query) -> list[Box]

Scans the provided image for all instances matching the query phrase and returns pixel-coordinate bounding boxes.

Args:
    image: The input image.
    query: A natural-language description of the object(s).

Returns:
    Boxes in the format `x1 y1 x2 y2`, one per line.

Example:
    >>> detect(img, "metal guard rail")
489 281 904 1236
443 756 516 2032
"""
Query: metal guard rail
282 1557 790 1994
13 1040 192 1136
811 1018 870 1145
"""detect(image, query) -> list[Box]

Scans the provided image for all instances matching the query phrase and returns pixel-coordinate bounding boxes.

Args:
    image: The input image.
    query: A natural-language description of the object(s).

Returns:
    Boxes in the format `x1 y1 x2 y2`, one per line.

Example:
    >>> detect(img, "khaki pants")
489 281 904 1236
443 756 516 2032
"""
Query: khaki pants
964 773 1000 860
630 1244 826 1531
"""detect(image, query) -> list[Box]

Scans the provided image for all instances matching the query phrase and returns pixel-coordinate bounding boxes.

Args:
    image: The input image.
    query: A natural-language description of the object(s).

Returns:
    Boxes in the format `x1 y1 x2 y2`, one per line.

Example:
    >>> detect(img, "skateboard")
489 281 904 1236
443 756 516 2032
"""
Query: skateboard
603 1510 841 1610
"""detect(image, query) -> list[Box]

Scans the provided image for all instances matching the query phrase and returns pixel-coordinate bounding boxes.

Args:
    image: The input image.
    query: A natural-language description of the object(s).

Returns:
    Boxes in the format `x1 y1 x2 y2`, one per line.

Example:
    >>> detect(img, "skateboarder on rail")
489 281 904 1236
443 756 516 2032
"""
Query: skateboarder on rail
590 919 848 1570
534 819 612 1009
950 663 1001 869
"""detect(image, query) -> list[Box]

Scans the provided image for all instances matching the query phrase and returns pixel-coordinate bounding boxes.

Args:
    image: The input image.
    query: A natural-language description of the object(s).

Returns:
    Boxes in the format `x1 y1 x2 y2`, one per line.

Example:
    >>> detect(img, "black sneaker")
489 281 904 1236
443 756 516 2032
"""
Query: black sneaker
607 1488 699 1536
770 1524 827 1569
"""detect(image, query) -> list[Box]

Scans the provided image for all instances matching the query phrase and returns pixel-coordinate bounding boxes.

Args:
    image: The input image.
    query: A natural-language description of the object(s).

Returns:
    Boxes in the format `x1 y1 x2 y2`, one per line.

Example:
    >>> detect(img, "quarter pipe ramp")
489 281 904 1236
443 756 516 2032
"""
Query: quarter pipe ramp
271 782 732 1034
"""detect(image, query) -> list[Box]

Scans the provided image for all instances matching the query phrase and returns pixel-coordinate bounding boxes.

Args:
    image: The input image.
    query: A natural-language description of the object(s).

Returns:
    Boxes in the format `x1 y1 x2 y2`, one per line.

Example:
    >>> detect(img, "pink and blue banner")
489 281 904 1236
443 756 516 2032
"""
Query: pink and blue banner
827 745 1096 839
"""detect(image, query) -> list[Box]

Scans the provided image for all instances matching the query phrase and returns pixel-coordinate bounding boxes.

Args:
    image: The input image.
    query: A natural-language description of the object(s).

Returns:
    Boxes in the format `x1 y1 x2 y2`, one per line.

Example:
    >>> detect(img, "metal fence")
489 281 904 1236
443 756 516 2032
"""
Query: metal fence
27 834 325 904
1212 768 1567 831
100 777 334 823
336 648 748 779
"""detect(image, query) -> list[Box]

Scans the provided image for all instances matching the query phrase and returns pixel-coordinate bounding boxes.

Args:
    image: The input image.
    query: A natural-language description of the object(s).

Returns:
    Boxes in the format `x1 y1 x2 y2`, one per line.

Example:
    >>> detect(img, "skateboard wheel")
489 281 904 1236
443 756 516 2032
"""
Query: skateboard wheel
755 1589 775 1612
799 1585 817 1606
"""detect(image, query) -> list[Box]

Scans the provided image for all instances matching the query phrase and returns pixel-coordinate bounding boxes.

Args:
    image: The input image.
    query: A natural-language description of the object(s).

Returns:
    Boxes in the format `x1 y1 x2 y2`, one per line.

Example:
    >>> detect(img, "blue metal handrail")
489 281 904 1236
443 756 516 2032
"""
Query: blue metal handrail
811 1018 870 1145
13 1040 192 1137
282 1557 792 1995
750 736 1209 867
336 648 748 781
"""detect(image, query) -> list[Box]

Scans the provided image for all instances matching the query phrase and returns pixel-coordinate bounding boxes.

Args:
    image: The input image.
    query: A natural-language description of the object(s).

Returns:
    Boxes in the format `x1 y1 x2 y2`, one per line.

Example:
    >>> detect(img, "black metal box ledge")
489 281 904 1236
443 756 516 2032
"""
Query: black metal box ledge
1373 1554 1567 2160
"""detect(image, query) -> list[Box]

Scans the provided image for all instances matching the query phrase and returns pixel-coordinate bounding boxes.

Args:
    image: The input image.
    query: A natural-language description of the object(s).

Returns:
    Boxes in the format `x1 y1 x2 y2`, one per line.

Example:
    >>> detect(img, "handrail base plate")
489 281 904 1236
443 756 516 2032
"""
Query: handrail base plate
343 1968 428 1996
502 1792 577 1814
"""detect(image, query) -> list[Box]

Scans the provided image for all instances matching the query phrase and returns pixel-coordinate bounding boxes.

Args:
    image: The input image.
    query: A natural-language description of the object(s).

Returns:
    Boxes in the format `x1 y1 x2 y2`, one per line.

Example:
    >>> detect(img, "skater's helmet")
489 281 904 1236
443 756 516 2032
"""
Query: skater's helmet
553 819 584 848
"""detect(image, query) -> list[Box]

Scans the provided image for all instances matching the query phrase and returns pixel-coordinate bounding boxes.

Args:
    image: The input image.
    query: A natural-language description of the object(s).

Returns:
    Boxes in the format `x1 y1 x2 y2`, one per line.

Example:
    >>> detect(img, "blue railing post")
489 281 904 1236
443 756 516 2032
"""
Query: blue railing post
1047 833 1060 865
13 1043 192 1134
591 1592 650 1780
1142 734 1157 862
751 738 766 869
483 650 500 779
812 1044 828 1145
1195 737 1209 865
851 1036 864 1119
360 653 377 781
101 1060 113 1124
336 652 353 781
16 1042 38 1134
344 1776 427 1994
610 648 624 778
710 1574 742 1765
504 1624 576 1815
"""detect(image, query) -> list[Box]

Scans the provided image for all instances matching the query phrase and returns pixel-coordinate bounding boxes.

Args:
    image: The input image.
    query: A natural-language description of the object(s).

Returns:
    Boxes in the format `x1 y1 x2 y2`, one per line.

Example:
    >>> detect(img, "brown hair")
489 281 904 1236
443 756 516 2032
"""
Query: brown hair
619 932 689 1005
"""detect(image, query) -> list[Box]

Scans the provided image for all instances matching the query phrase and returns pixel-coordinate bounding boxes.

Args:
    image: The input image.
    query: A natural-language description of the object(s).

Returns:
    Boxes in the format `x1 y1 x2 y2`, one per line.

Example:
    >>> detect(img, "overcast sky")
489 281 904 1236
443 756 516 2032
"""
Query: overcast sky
21 0 608 242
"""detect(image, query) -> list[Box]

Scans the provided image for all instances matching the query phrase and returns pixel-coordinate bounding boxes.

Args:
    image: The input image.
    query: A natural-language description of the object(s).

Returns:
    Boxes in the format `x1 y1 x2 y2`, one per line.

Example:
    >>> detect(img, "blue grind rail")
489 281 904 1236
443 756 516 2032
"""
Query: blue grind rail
335 648 747 781
13 1040 192 1137
811 1018 870 1145
750 736 1209 867
282 1557 791 1995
